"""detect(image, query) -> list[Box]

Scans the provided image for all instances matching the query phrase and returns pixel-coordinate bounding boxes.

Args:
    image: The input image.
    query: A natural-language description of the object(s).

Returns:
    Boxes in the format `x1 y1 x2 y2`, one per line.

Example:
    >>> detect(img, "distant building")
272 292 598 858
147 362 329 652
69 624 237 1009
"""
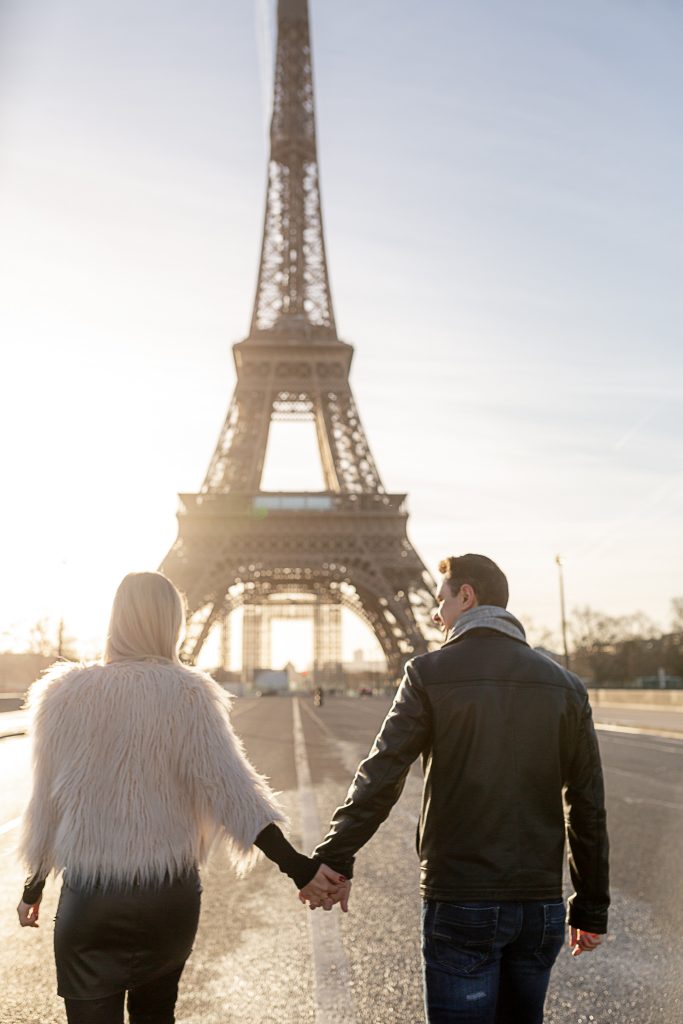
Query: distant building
346 649 386 674
253 669 290 695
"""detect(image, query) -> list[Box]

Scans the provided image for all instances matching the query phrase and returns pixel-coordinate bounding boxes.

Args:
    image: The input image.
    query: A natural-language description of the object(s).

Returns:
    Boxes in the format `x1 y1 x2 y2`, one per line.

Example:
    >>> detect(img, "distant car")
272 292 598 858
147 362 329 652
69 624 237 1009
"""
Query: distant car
358 687 373 697
255 689 279 697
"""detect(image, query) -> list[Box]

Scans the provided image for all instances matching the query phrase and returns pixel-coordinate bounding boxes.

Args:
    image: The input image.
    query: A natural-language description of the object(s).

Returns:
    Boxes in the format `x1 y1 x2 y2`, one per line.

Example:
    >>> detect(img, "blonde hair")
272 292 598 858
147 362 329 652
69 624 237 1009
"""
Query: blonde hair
104 572 185 664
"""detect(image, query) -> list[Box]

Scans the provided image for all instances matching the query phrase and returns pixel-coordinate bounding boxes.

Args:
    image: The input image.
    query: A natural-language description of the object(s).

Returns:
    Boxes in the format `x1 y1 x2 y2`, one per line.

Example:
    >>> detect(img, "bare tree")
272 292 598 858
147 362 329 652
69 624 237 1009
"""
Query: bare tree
671 597 683 632
523 617 561 654
27 618 78 660
28 618 57 657
570 607 663 685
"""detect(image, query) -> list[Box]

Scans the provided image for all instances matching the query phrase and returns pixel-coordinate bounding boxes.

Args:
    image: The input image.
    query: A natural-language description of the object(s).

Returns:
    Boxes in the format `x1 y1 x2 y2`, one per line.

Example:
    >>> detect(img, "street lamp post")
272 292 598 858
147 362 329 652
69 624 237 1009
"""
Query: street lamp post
555 555 570 671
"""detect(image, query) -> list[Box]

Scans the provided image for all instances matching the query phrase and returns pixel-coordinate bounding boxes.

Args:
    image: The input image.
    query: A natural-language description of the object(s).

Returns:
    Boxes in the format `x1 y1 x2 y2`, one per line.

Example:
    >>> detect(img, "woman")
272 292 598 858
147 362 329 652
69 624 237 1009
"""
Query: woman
17 571 343 1023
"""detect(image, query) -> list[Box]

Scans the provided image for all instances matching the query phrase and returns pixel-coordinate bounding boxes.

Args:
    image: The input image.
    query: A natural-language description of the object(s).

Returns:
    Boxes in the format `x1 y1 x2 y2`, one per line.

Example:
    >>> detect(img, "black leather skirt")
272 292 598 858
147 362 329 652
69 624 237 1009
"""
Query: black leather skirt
53 869 202 1000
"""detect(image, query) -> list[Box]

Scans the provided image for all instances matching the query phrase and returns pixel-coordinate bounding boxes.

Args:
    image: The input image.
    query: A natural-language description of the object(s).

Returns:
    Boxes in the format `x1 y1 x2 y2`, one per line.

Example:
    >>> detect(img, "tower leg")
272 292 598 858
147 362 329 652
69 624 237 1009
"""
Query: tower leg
242 605 264 685
313 602 342 685
220 613 231 672
261 604 273 672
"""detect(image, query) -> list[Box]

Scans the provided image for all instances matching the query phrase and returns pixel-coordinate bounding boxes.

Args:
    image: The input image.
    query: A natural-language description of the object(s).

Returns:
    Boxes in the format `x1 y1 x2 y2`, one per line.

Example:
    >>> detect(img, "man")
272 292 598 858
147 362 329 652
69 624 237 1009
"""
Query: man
301 553 609 1023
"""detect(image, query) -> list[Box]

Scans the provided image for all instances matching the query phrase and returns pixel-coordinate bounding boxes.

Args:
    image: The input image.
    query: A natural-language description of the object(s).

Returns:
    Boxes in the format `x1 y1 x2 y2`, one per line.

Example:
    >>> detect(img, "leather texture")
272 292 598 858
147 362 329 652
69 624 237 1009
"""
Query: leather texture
54 870 201 1000
315 629 610 934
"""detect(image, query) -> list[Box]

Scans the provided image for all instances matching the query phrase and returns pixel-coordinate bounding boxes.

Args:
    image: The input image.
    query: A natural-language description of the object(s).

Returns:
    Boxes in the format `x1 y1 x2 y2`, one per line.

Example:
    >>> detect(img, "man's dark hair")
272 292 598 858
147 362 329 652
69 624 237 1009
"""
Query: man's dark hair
438 553 509 608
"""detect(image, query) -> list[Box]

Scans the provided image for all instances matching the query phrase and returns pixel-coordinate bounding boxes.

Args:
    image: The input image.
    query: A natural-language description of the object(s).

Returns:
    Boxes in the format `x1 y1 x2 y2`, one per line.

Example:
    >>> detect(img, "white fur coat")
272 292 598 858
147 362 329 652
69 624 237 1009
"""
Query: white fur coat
19 660 285 890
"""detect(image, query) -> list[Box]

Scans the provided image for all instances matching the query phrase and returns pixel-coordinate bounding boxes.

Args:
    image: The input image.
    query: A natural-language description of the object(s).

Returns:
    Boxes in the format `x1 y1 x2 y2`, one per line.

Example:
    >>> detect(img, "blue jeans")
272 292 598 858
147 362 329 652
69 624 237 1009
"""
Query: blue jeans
422 899 565 1023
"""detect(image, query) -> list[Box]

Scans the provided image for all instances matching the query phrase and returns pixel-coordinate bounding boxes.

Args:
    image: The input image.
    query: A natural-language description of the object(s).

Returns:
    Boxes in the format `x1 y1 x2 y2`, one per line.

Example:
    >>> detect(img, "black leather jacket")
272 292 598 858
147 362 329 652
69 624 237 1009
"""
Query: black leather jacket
314 626 610 933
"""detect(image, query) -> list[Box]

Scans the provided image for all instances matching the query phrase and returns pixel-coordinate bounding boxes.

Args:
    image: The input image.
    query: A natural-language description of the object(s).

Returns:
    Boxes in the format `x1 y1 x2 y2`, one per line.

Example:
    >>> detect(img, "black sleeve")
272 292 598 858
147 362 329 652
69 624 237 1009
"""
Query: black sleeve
254 824 321 890
313 660 431 874
22 875 46 905
564 695 610 933
22 830 321 902
21 833 321 901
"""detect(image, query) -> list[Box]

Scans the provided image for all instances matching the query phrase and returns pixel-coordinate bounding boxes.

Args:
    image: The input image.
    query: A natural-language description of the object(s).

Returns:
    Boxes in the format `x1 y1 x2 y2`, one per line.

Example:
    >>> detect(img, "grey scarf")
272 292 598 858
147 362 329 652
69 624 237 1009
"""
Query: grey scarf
444 605 527 646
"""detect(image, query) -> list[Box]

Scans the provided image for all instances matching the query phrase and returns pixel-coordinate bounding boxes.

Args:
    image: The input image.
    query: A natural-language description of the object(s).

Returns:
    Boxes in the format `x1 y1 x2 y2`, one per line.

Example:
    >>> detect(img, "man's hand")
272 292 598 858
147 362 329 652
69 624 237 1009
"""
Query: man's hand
570 927 604 956
305 879 352 913
17 898 41 928
299 864 351 912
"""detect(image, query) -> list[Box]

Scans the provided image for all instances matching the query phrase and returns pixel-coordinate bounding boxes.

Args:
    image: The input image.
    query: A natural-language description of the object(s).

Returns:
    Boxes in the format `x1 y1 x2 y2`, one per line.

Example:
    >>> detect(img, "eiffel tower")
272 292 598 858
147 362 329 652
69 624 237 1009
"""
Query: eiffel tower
161 0 437 681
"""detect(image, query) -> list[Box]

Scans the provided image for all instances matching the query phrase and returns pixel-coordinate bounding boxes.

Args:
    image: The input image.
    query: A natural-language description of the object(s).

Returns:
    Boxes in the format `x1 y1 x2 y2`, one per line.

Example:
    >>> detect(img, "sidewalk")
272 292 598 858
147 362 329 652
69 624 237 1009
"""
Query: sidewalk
593 703 683 738
0 712 28 740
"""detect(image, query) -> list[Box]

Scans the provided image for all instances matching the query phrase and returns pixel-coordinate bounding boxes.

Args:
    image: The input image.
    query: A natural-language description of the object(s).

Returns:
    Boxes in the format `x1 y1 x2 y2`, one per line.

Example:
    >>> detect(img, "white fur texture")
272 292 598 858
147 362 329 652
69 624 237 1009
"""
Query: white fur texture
19 660 286 889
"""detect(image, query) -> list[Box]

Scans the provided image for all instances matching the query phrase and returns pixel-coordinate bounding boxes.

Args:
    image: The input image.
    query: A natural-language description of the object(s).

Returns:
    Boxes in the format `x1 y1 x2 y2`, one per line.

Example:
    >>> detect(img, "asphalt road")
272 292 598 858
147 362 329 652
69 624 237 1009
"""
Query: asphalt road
1 696 683 1023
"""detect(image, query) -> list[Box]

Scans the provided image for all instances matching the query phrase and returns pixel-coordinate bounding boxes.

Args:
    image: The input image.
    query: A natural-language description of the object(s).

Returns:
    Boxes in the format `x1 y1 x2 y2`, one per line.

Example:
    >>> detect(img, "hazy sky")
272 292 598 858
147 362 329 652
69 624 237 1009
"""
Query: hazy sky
1 0 681 662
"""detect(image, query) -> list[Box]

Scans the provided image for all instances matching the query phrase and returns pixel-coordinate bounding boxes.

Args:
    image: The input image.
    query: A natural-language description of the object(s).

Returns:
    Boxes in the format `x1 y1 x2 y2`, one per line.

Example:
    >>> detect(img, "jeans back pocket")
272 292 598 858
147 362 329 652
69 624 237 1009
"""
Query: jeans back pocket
426 902 500 976
534 899 566 968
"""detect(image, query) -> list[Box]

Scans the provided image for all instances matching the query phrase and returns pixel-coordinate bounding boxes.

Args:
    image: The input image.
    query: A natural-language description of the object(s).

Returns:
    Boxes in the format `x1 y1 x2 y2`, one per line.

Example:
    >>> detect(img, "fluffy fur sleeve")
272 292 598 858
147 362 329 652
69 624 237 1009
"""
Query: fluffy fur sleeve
18 661 85 880
177 670 287 874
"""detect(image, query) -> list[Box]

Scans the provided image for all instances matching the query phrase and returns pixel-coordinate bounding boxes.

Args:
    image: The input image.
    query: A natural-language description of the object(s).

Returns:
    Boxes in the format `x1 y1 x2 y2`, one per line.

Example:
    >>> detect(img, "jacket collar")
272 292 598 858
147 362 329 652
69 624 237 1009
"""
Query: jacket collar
443 605 528 648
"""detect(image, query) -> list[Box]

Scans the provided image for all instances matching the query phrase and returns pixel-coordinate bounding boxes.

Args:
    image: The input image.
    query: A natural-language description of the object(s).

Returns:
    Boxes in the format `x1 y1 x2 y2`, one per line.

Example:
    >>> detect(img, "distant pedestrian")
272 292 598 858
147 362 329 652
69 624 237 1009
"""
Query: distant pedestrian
17 571 341 1024
301 553 610 1023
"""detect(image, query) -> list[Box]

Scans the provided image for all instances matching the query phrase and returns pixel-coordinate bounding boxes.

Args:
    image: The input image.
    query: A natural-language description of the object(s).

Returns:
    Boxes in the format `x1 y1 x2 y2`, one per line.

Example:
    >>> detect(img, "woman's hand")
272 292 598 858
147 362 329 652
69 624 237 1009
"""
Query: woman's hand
299 864 351 912
17 898 41 928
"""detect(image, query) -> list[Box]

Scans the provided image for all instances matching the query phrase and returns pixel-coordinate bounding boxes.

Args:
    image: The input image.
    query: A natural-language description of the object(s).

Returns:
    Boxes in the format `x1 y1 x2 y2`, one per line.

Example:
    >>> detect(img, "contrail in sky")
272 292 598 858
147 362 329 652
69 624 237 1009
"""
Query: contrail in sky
614 411 655 451
570 473 683 564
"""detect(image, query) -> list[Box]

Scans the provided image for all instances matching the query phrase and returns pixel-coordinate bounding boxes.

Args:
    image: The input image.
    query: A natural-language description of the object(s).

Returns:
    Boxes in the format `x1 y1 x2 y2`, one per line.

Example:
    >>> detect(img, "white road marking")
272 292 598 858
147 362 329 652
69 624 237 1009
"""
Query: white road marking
299 699 371 776
0 711 29 739
228 702 254 718
603 764 682 790
594 702 683 714
596 722 683 742
0 816 21 837
292 698 357 1024
619 794 682 812
299 698 336 741
599 733 683 756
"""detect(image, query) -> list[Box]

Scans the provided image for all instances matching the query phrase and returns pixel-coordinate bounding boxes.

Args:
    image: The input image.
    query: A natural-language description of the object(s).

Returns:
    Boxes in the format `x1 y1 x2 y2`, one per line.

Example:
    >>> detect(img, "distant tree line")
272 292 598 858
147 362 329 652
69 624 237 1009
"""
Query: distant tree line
0 618 80 692
4 600 683 690
568 601 683 686
528 598 683 687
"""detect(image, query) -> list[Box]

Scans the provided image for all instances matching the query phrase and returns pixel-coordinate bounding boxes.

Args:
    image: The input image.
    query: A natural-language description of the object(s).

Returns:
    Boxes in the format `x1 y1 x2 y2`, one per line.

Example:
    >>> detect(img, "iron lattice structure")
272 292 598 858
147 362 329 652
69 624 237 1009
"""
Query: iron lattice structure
251 0 336 337
161 0 438 681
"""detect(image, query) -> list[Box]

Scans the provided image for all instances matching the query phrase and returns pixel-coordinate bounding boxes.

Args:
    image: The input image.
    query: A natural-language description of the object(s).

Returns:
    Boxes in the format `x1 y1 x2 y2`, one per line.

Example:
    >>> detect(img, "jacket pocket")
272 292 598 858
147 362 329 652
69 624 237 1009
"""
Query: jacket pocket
534 899 566 968
425 902 499 976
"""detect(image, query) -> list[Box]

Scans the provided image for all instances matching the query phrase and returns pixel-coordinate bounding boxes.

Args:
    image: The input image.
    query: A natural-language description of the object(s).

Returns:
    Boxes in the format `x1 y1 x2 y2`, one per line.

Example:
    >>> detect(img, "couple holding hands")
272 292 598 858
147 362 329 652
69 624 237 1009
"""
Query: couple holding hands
18 556 609 1024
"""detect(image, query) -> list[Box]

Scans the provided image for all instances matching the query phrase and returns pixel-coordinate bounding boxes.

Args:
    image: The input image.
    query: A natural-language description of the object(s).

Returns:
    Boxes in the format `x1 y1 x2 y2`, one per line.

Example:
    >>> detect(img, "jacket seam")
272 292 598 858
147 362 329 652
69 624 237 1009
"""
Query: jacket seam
423 677 585 695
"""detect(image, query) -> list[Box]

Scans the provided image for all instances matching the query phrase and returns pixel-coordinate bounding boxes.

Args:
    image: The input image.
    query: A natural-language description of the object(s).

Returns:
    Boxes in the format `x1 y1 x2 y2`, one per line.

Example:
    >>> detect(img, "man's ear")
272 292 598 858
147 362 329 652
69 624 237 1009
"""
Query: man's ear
461 584 478 609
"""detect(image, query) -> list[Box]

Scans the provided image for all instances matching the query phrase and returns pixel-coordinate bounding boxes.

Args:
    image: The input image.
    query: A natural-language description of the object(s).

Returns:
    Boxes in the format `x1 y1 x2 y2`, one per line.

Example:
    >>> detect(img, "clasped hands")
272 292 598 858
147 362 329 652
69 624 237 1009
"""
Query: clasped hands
299 863 351 913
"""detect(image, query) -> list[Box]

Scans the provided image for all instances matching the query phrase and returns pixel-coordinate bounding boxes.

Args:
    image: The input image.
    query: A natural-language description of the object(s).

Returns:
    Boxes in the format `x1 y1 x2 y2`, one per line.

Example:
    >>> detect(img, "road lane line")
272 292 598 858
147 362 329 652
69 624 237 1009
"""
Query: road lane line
599 734 683 756
619 794 683 812
292 698 357 1024
596 723 683 741
602 763 683 792
0 816 21 837
594 702 683 714
0 711 29 741
299 698 336 741
229 702 255 718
